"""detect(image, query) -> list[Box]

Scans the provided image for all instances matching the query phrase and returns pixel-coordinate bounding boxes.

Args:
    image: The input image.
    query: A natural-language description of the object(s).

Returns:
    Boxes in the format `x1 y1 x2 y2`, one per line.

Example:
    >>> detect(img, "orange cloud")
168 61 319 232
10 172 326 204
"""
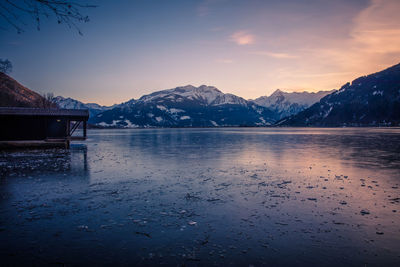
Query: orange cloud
326 0 400 69
352 0 400 54
277 0 400 93
249 51 298 59
231 31 255 45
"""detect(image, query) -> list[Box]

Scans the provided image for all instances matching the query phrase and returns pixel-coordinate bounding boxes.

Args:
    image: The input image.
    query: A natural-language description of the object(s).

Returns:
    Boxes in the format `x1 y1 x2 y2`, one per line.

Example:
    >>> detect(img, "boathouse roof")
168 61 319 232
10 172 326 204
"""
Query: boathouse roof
0 107 89 119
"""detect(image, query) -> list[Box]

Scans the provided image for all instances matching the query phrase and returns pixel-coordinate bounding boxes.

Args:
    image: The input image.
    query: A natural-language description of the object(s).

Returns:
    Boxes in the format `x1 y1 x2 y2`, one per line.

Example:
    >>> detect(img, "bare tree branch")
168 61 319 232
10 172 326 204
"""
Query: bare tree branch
34 92 59 108
0 0 96 35
0 58 13 74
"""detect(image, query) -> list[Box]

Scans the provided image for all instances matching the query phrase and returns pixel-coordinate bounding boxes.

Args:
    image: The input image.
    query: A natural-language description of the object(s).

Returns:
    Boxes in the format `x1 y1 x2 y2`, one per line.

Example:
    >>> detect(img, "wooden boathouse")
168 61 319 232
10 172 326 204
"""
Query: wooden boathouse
0 107 89 148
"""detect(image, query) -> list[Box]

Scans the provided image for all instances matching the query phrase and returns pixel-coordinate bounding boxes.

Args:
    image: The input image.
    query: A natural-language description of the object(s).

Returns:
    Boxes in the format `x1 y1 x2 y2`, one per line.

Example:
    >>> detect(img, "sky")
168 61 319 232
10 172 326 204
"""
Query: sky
1 0 400 105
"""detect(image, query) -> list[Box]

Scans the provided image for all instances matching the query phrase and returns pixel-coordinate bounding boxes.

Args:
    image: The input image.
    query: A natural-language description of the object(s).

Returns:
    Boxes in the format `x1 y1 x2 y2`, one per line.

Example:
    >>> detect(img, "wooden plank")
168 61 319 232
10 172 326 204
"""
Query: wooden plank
70 136 86 141
0 107 89 118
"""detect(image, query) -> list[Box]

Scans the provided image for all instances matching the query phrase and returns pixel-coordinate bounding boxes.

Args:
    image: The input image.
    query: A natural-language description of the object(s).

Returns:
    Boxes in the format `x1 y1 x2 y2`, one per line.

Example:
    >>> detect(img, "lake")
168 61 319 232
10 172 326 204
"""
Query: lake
0 128 399 266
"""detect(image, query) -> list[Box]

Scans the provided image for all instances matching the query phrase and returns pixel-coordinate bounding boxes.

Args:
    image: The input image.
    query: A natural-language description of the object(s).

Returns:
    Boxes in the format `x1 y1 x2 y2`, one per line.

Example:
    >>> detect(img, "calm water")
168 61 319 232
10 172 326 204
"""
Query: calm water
0 128 399 266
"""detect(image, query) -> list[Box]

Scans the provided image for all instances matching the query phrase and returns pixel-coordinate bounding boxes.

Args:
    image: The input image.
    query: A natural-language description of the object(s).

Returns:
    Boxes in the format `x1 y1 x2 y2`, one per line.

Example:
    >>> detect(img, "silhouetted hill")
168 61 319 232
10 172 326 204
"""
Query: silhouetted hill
0 72 56 108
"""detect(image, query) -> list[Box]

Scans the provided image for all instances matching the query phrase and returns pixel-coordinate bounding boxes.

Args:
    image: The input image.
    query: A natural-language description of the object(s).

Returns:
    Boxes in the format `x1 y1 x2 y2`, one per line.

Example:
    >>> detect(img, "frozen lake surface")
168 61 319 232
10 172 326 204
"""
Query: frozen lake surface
0 128 399 266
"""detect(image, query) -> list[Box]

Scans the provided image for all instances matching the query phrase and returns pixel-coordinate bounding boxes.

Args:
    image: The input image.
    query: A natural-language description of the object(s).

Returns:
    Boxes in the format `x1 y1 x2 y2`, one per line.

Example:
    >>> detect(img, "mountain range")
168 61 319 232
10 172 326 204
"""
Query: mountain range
277 63 400 126
53 96 116 117
55 87 333 127
90 85 278 127
1 62 399 127
54 85 331 127
252 89 335 120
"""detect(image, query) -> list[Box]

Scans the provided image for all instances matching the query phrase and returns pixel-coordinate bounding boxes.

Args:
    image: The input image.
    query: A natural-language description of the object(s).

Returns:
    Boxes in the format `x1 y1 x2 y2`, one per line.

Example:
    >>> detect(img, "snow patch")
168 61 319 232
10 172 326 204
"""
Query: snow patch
156 105 167 111
97 120 121 127
124 120 140 128
323 106 333 118
169 108 185 113
211 94 247 106
210 120 218 126
372 90 383 96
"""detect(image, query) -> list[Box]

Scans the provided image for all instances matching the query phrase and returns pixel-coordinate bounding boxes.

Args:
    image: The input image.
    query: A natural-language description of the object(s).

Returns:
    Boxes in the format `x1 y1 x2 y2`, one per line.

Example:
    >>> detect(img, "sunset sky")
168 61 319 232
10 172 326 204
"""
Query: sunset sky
1 0 400 105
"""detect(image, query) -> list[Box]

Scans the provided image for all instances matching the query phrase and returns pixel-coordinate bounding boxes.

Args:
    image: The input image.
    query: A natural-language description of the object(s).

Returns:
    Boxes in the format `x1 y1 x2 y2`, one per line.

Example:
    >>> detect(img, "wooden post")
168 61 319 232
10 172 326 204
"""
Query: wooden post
66 119 70 138
83 121 87 139
66 118 70 149
66 139 70 149
65 119 71 149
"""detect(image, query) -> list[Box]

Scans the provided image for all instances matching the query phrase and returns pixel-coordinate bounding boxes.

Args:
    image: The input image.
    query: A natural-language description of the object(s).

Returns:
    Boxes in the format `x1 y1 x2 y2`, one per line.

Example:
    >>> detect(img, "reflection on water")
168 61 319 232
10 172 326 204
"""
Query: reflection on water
0 145 88 178
0 128 399 266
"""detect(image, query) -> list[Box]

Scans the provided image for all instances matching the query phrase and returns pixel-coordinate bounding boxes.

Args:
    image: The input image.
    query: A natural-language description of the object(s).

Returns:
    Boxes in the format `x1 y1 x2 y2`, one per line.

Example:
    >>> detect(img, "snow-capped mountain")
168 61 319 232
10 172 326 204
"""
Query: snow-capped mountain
253 89 334 119
91 85 277 127
277 63 400 126
54 96 116 117
136 85 248 106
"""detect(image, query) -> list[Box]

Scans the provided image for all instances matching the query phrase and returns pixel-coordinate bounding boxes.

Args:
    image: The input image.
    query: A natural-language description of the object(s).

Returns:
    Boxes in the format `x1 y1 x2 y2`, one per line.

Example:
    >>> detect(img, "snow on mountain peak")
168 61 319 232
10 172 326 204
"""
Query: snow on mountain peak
211 93 248 106
54 96 115 117
138 85 231 105
253 89 335 119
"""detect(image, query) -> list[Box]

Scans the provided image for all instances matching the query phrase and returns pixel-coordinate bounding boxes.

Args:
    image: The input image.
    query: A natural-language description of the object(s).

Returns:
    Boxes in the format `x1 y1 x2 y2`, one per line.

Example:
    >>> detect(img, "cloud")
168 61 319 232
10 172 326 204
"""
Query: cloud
283 0 400 91
249 51 298 59
322 0 400 70
351 0 400 54
216 59 234 63
231 31 255 45
285 71 353 78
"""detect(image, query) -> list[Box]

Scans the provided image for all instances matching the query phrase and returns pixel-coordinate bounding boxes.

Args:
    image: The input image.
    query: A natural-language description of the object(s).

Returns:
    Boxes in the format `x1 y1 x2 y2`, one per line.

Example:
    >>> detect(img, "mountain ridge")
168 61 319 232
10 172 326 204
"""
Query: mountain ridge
3 62 400 128
277 63 400 126
253 89 335 119
53 96 116 117
90 85 277 127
